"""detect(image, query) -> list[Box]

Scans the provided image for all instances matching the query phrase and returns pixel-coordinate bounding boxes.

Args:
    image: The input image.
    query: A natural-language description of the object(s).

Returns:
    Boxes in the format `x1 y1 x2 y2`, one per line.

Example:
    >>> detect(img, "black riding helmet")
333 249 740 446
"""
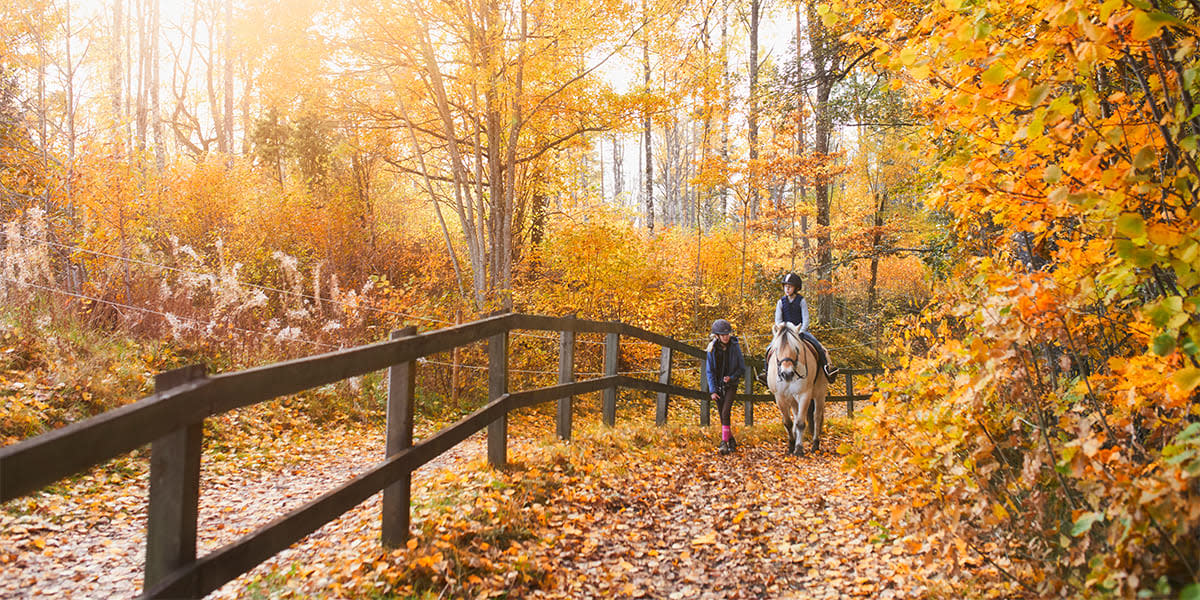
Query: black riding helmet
711 319 733 336
781 273 802 290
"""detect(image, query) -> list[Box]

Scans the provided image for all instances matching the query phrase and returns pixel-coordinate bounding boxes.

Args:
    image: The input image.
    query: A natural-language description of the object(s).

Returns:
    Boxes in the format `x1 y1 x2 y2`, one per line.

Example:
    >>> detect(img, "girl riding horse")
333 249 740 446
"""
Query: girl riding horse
705 319 746 455
759 272 839 384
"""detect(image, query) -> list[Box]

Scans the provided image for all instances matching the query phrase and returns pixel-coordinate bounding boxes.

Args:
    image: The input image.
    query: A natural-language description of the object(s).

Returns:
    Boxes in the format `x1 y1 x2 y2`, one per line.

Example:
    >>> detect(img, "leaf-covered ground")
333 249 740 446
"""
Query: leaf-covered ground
1 406 1011 598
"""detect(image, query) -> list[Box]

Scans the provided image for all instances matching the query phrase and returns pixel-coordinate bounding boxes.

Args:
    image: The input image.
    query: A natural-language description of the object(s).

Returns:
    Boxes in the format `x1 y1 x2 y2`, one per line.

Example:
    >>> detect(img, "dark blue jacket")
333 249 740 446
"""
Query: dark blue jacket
776 294 810 332
705 335 746 393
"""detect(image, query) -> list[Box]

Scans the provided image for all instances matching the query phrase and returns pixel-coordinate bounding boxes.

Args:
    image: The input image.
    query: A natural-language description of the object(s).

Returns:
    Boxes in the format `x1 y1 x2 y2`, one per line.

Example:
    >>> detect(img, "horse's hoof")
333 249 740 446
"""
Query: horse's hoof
812 441 821 453
792 446 805 457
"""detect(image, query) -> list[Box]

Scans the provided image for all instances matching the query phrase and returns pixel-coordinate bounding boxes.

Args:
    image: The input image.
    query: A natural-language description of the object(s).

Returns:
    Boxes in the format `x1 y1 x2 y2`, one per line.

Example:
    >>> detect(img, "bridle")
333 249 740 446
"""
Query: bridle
773 328 807 381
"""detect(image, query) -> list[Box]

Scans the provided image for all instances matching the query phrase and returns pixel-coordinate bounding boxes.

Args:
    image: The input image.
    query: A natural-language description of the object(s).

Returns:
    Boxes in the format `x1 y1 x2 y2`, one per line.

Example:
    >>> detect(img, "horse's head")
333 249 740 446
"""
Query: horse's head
771 322 803 382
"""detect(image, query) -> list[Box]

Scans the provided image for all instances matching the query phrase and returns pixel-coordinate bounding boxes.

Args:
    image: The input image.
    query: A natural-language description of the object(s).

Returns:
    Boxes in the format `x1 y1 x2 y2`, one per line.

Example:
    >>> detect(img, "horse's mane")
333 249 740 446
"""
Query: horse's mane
771 323 804 356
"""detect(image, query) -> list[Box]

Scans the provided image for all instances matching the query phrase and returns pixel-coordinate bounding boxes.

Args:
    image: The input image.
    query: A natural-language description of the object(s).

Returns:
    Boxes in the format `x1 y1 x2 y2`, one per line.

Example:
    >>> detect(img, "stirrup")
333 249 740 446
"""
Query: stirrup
824 364 839 381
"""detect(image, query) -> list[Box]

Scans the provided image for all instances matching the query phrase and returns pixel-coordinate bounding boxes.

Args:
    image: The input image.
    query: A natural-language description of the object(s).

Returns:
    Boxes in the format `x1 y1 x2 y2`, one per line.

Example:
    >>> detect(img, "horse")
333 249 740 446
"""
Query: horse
766 321 829 456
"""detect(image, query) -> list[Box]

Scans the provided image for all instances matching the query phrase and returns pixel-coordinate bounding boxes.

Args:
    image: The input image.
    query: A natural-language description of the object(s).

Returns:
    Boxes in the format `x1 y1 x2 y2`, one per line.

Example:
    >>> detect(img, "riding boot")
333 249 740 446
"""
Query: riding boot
729 436 737 452
824 363 840 383
718 440 731 455
755 369 767 385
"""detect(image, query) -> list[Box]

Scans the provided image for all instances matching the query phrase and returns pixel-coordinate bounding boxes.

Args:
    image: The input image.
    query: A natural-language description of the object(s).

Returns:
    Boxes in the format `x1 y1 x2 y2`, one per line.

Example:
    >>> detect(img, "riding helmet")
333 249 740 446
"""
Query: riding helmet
711 319 733 335
781 273 803 289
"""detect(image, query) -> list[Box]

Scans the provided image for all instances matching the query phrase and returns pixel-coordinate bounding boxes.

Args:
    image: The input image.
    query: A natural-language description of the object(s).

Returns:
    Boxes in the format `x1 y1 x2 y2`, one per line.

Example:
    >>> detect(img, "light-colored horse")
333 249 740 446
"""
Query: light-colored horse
766 322 829 456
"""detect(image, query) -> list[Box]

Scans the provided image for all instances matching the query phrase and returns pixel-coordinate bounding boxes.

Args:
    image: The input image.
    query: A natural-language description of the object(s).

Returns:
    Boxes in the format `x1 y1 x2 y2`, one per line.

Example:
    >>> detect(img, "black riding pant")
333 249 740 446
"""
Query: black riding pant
798 331 830 371
716 386 736 428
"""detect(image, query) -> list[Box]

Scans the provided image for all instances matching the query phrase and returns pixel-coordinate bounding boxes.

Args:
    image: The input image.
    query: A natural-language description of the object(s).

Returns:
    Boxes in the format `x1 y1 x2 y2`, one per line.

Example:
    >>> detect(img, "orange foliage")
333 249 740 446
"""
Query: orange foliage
829 0 1200 595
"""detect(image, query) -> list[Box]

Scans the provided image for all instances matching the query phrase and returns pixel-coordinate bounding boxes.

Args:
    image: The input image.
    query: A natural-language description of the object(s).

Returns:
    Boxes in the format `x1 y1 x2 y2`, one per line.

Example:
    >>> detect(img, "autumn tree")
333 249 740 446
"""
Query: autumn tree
831 0 1200 594
345 0 644 309
800 0 870 323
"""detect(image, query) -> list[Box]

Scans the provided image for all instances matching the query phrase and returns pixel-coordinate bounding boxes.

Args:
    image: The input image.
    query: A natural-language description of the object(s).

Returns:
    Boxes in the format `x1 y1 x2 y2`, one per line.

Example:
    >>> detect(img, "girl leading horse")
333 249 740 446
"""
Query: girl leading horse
705 319 746 455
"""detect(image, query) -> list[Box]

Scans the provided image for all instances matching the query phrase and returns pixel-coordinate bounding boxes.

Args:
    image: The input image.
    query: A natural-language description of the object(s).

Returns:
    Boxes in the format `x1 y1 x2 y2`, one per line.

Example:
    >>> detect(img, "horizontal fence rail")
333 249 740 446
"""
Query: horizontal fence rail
0 312 888 599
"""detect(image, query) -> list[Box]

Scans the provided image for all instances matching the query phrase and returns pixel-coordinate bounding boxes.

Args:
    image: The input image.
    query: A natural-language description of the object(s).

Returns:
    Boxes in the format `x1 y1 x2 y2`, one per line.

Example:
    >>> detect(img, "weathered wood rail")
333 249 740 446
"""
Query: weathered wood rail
0 312 884 599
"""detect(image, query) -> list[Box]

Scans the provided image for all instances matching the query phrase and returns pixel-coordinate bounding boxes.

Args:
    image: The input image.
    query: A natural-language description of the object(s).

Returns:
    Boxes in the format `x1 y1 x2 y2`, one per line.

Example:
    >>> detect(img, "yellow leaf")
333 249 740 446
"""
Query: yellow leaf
1133 144 1157 170
1147 223 1182 246
732 509 748 524
1173 368 1200 392
981 63 1008 86
992 502 1009 520
1131 10 1172 42
691 531 718 545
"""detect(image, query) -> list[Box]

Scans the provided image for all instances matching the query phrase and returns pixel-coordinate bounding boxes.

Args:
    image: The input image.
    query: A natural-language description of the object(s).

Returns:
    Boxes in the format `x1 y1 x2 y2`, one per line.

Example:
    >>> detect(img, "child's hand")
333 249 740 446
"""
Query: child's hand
723 376 730 383
711 393 719 402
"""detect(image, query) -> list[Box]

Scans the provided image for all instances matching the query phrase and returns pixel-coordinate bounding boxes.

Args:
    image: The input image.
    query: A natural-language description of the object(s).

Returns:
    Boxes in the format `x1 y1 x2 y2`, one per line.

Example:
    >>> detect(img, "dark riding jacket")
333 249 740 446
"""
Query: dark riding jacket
775 294 810 333
705 335 746 395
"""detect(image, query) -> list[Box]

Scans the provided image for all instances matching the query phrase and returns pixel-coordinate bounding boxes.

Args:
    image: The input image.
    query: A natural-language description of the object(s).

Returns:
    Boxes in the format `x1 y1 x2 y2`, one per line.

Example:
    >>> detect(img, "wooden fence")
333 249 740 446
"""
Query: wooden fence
0 313 884 599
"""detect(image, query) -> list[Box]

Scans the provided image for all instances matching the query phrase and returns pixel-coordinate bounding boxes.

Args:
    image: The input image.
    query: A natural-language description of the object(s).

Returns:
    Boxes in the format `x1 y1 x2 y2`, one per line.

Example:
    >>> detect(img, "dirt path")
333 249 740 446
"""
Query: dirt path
2 416 953 599
528 435 935 599
0 426 487 599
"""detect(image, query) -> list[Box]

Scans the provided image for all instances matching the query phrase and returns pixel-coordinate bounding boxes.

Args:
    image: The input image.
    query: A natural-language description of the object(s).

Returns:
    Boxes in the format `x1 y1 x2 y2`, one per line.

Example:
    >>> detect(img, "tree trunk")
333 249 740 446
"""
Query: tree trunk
612 134 623 202
151 0 164 170
497 1 527 311
223 0 234 159
807 0 836 324
719 0 730 219
748 0 760 222
125 0 133 150
413 25 485 307
136 0 148 152
866 189 887 314
208 0 225 155
111 0 124 157
793 2 807 272
241 59 252 154
642 1 654 233
65 0 76 189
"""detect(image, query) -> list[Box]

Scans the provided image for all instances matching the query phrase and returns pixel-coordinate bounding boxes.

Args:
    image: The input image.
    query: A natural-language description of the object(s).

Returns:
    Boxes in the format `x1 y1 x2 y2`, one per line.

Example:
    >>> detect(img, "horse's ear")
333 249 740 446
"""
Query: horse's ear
772 322 784 336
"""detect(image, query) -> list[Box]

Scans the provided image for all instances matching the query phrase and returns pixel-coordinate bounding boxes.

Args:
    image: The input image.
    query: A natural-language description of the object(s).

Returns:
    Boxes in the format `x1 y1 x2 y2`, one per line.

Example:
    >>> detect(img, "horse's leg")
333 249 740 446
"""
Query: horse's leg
812 395 825 453
776 392 794 455
792 395 809 457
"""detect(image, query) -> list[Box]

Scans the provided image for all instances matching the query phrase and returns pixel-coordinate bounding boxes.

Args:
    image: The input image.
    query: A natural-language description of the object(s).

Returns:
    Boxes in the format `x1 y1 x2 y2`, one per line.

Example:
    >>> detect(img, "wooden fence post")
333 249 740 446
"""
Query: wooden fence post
557 325 575 441
144 364 207 590
488 327 508 468
382 326 417 548
602 332 618 427
700 363 711 427
743 366 754 426
655 346 672 426
846 372 855 418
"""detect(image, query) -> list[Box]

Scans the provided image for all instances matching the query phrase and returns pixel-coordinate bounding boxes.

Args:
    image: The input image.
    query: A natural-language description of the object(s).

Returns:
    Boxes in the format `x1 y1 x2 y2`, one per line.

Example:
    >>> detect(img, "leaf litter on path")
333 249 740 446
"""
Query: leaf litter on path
2 411 974 599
